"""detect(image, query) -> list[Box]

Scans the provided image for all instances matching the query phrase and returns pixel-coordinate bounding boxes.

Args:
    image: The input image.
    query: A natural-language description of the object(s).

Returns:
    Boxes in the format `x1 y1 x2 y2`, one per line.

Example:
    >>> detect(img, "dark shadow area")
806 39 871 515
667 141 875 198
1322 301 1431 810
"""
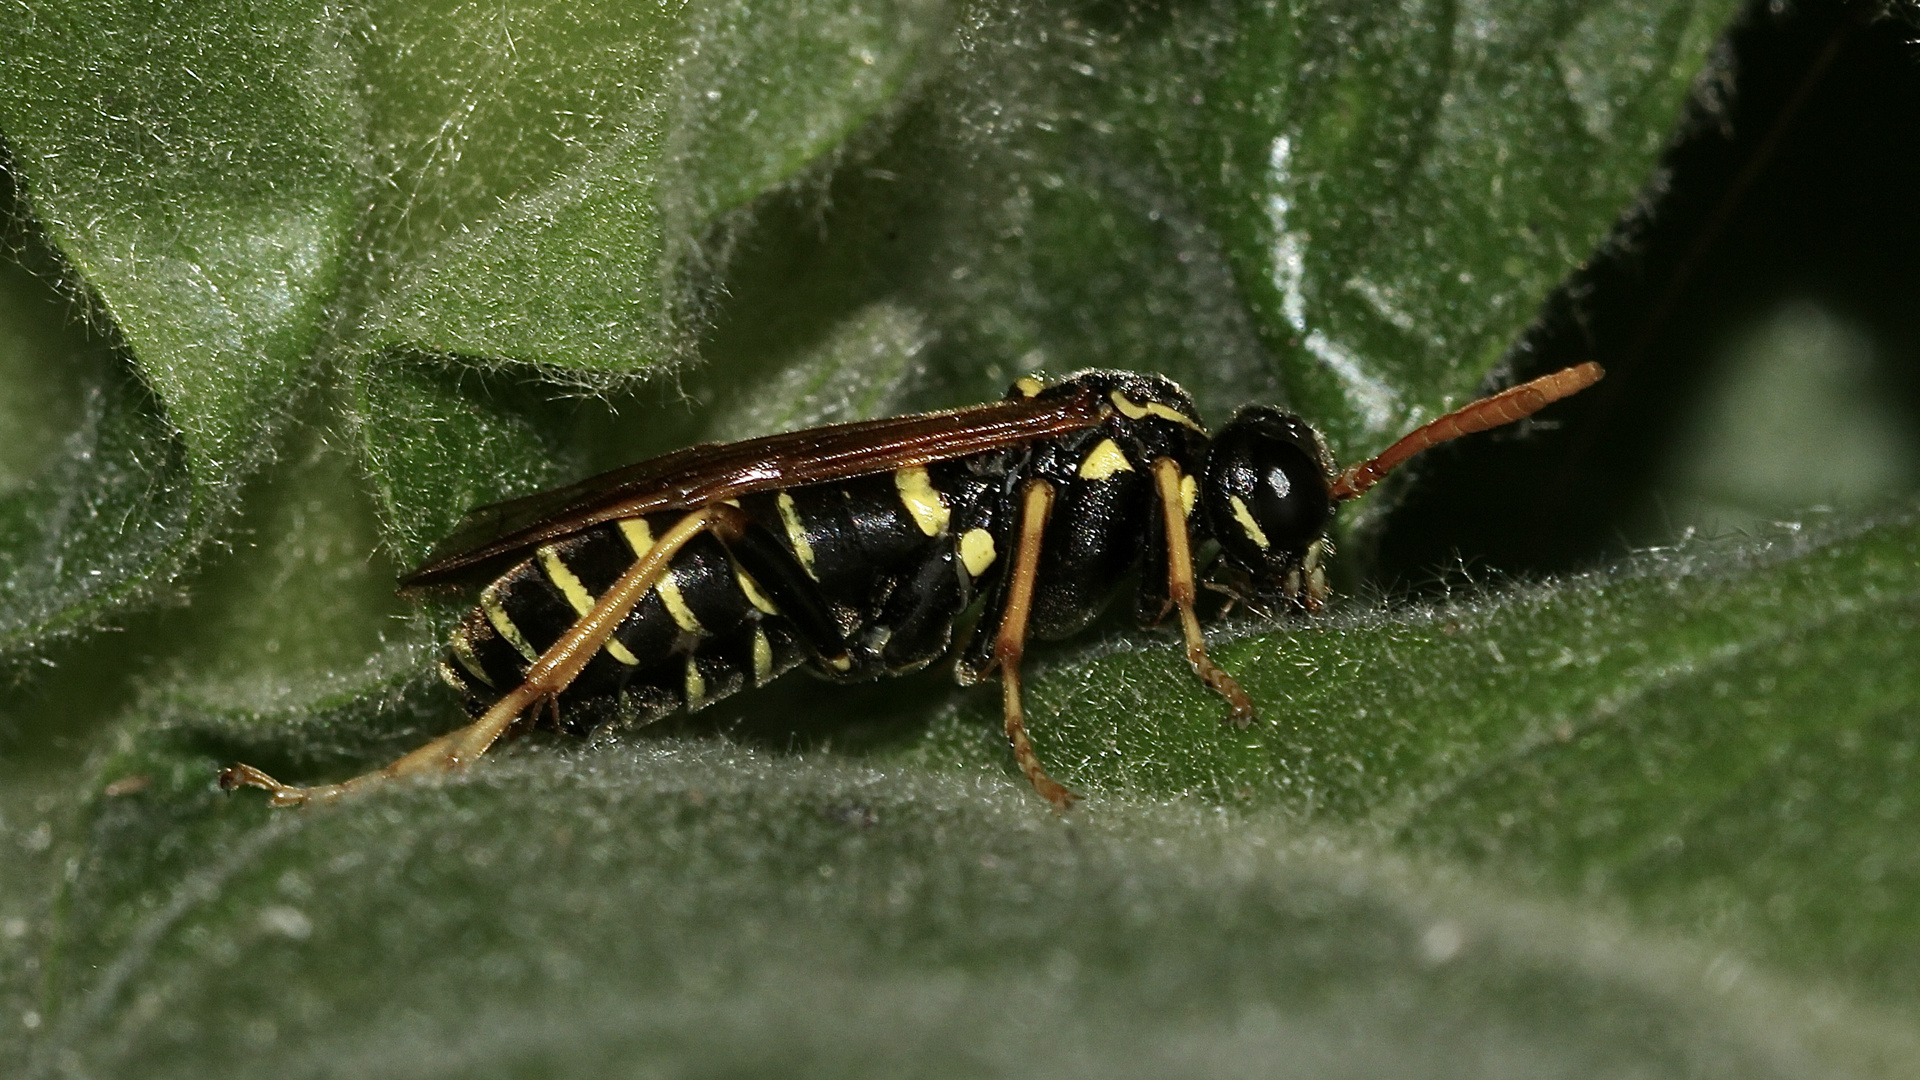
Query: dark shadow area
0 135 193 769
1366 0 1920 591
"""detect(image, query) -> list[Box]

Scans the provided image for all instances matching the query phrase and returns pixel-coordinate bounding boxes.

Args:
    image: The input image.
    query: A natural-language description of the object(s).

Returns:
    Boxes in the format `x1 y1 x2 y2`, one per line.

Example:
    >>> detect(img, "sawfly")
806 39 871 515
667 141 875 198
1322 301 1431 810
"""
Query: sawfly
221 362 1603 809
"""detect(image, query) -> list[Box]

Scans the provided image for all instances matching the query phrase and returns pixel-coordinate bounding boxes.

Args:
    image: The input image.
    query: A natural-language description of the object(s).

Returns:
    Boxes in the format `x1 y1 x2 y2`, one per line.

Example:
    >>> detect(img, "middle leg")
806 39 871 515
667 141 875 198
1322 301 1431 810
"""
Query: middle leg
991 479 1078 810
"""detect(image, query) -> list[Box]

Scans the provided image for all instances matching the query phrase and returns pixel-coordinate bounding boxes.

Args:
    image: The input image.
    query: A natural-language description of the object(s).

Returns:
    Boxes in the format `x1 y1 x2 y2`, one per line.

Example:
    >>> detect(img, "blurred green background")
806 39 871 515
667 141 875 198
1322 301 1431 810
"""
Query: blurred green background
1 1 1918 1076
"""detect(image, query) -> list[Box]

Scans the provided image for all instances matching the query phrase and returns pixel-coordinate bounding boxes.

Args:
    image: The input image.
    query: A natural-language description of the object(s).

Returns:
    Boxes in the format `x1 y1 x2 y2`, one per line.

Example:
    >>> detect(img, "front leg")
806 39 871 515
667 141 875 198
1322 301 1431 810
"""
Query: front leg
1150 457 1255 727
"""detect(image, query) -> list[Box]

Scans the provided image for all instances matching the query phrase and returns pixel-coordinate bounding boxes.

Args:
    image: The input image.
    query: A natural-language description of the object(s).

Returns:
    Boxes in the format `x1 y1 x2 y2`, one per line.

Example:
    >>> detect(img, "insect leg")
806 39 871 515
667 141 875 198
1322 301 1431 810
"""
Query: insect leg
219 505 750 807
1150 458 1256 727
992 479 1078 811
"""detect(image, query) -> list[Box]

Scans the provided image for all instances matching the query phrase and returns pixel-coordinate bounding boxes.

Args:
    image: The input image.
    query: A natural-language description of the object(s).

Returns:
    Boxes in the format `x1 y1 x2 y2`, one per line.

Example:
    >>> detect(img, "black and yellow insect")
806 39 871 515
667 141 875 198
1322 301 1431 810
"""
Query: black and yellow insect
221 362 1603 809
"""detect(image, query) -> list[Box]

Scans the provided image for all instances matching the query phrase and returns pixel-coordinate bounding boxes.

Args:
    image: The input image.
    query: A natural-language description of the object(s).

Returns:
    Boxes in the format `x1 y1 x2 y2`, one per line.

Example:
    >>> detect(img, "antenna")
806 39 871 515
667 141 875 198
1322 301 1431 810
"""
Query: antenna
1329 362 1605 502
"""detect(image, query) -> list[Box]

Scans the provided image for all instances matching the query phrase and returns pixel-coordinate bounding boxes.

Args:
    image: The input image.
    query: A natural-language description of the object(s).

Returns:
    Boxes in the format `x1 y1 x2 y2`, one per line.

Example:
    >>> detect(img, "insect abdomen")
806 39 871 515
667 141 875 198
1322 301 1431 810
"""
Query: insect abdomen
438 458 1008 734
438 517 810 734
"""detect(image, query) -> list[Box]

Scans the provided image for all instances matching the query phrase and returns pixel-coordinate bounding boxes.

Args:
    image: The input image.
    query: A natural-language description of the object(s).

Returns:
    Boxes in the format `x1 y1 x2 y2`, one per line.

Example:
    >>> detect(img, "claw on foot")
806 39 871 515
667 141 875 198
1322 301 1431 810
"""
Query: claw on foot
217 762 339 807
218 708 510 808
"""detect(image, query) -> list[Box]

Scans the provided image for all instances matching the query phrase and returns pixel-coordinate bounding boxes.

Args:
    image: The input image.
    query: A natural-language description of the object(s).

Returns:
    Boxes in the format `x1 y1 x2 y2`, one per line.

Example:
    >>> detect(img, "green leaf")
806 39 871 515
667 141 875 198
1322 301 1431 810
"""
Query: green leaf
342 0 943 558
799 0 1740 458
671 0 945 223
13 0 1917 1077
33 738 1917 1078
0 0 937 642
0 245 192 648
0 0 358 648
0 1 360 481
19 516 1919 1077
1184 0 1737 455
923 514 1920 1000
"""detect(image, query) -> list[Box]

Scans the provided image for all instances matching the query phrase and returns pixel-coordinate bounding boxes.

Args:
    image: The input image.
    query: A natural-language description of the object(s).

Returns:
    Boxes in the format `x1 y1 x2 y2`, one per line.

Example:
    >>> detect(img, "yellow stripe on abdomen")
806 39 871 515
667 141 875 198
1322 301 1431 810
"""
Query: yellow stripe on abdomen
448 624 496 687
776 493 819 579
733 564 780 615
684 656 707 708
539 543 641 665
618 517 704 636
752 627 774 685
480 583 540 664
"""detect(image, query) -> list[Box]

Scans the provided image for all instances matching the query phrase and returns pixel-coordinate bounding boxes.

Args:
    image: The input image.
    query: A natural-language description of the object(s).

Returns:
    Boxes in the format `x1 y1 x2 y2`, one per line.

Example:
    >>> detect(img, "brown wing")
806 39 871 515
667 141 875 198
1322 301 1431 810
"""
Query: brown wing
400 386 1108 589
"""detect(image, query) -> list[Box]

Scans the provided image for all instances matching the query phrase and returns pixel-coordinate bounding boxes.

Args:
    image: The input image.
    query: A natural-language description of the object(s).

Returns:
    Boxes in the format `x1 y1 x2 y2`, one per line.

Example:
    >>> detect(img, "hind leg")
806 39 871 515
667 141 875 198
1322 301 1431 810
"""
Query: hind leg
220 505 747 806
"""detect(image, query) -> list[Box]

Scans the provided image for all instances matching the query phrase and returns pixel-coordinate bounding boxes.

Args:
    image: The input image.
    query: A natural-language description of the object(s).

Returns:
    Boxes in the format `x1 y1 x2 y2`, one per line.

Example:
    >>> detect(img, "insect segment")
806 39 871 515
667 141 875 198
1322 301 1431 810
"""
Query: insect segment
219 363 1604 809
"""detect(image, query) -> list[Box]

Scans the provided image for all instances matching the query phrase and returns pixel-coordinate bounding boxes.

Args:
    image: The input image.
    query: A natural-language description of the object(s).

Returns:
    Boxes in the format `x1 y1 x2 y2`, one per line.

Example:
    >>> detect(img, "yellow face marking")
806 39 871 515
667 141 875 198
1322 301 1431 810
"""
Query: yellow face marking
1013 376 1044 398
776 493 819 580
1180 474 1199 517
1229 495 1271 550
448 626 496 687
752 627 774 685
959 527 997 577
1108 390 1204 432
619 516 704 635
733 563 779 615
683 656 706 708
480 583 540 664
825 653 853 673
1076 437 1133 481
894 466 951 537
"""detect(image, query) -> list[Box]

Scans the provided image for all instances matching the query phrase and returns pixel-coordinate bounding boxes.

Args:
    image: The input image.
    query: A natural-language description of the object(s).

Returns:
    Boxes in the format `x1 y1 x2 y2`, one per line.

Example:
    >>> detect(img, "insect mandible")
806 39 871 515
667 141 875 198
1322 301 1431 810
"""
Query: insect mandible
220 362 1603 809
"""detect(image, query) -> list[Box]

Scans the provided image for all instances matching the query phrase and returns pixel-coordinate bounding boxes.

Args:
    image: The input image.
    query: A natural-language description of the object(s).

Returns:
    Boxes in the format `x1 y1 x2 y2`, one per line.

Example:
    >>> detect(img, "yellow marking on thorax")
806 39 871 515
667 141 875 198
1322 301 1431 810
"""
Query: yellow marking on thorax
1109 390 1204 432
959 527 997 577
894 466 950 536
776 493 819 580
1076 437 1133 481
1180 474 1198 517
552 536 641 663
1013 376 1044 398
480 583 540 664
752 627 774 684
448 626 496 687
1229 495 1271 550
683 656 706 708
733 563 779 615
619 517 704 635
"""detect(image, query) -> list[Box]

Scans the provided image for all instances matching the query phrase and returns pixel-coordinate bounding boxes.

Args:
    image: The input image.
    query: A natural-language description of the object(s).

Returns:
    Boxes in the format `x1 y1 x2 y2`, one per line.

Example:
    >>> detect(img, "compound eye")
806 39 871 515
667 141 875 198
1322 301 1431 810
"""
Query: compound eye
1202 408 1332 574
